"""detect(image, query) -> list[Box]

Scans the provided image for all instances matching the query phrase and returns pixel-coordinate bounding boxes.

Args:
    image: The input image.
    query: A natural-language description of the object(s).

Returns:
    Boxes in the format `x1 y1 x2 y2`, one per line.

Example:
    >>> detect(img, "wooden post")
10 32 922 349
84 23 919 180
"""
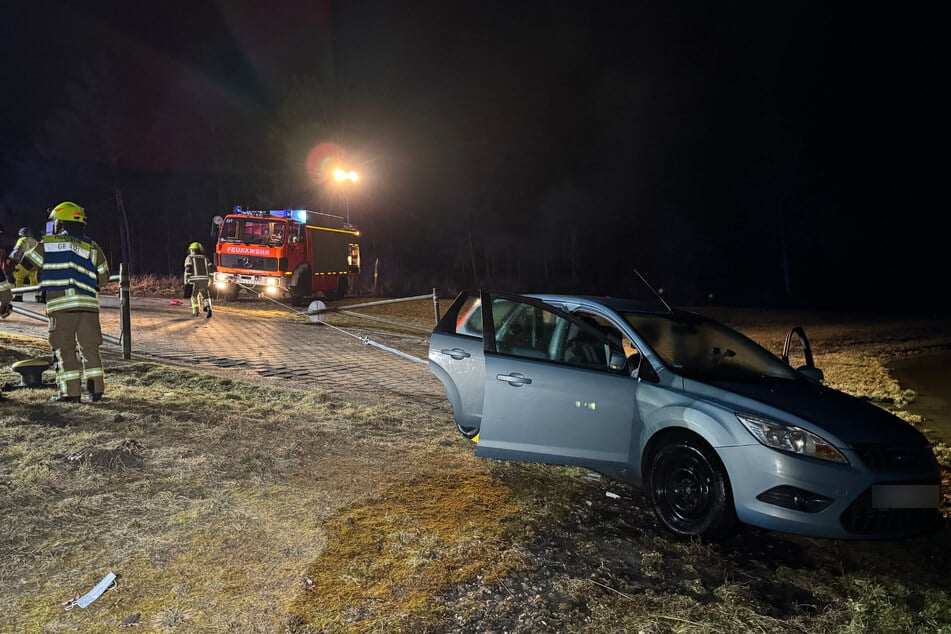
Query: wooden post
119 263 132 359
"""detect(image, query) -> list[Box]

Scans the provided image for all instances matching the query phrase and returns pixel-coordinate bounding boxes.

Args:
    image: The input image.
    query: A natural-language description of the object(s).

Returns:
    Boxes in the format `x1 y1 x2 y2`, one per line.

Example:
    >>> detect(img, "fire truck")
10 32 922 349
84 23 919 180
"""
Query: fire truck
211 206 360 305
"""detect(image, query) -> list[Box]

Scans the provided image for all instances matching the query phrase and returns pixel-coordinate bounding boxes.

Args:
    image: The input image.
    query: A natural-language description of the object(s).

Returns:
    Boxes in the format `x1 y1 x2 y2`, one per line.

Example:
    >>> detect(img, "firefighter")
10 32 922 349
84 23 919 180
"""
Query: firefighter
9 227 40 302
22 202 111 403
0 245 12 319
184 241 213 318
0 237 11 403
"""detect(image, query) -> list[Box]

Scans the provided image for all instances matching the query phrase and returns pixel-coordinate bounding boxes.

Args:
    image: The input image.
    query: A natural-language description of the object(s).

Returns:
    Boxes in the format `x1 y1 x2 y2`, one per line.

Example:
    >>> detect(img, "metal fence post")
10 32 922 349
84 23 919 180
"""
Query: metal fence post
119 263 132 359
432 288 440 325
373 257 380 295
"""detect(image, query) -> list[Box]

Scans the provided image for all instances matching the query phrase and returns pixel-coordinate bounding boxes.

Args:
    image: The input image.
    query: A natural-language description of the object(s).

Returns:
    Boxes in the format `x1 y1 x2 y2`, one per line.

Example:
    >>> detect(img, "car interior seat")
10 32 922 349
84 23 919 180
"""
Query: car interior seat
564 324 605 367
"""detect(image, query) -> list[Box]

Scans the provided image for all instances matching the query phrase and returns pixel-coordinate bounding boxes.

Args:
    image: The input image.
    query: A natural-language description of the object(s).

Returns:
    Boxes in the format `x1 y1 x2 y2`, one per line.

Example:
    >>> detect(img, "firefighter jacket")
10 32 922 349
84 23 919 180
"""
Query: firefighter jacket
184 253 212 284
9 235 38 263
24 232 110 314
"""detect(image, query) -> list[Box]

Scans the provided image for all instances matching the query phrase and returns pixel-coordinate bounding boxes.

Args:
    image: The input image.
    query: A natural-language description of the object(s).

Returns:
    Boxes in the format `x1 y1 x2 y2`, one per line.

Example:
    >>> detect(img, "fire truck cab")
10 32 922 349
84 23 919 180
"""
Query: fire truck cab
212 207 360 305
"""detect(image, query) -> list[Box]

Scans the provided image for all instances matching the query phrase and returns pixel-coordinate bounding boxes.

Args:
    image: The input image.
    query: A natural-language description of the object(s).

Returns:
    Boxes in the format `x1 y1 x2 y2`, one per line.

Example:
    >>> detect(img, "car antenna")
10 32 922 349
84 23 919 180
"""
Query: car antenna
634 269 671 312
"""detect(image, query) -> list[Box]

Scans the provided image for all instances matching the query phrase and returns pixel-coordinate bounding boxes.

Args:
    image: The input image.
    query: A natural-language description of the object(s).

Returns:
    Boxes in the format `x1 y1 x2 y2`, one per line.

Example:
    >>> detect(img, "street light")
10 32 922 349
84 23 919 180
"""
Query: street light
333 168 359 227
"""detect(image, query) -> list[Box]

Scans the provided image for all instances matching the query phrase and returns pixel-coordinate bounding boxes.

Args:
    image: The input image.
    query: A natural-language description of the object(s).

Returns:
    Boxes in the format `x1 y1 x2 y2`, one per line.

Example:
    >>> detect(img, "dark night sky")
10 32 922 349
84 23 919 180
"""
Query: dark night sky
1 1 949 316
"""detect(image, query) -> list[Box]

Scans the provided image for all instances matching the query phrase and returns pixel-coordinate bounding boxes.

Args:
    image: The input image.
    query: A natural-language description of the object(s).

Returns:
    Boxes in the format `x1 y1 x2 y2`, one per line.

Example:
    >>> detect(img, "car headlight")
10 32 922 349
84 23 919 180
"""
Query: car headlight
736 413 848 464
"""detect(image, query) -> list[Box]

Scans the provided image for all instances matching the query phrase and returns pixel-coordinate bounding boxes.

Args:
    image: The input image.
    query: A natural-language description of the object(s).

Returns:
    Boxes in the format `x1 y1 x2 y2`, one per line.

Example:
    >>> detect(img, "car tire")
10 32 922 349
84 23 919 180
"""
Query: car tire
456 422 479 439
647 435 738 541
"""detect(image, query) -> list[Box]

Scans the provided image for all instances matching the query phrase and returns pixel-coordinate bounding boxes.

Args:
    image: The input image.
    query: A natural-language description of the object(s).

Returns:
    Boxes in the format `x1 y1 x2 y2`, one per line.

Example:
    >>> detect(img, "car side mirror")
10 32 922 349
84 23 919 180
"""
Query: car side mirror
636 355 660 383
797 365 824 384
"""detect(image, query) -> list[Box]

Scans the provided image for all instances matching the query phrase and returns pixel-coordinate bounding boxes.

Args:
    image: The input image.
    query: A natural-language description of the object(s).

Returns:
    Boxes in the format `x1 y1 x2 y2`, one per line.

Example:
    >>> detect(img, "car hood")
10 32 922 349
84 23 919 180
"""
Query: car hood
691 378 929 447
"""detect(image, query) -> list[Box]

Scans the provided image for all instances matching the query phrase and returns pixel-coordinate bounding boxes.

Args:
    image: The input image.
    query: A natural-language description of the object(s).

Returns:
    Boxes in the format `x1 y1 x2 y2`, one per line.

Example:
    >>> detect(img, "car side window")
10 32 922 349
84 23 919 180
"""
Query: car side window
493 302 562 359
562 321 608 368
486 297 621 372
574 310 641 373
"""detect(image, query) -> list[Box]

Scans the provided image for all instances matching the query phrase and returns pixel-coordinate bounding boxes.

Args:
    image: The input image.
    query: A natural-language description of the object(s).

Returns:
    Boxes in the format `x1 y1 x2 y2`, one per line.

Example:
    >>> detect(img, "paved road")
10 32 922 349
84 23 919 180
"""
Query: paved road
0 296 450 410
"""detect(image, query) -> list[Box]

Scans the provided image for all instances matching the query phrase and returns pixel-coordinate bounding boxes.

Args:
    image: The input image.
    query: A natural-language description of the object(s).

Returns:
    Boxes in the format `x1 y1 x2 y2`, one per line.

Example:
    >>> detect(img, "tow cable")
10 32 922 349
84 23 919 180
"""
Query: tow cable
227 283 430 366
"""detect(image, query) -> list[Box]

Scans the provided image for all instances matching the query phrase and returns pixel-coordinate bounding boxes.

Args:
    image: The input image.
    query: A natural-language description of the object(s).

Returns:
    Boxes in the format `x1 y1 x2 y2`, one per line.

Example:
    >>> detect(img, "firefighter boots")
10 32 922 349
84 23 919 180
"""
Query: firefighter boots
87 379 103 403
49 395 81 403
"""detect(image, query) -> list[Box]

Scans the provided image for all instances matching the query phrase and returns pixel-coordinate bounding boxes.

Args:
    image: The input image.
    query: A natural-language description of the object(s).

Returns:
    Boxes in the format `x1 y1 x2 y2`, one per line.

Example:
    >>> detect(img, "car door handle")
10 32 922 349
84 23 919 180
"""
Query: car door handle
496 373 533 386
440 347 471 360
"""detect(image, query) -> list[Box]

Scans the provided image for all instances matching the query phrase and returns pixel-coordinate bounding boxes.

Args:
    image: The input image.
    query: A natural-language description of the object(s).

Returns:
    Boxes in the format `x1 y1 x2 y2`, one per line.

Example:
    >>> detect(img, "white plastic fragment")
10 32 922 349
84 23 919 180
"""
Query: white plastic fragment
64 572 116 610
605 492 621 499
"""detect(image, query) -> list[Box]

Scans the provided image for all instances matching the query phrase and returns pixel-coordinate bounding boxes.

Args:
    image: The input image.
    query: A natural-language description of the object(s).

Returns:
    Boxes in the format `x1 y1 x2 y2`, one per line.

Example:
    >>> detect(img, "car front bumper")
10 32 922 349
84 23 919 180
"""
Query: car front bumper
718 444 943 539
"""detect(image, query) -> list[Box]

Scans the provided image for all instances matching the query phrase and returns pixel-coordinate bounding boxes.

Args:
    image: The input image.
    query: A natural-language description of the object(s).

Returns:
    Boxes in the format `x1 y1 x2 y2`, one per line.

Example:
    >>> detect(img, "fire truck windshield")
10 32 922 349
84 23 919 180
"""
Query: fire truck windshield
220 217 287 246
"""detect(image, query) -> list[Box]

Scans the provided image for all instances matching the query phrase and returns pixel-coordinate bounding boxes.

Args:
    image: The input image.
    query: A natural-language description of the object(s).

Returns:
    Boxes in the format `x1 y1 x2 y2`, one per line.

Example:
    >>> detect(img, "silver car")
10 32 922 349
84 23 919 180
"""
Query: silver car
429 290 943 540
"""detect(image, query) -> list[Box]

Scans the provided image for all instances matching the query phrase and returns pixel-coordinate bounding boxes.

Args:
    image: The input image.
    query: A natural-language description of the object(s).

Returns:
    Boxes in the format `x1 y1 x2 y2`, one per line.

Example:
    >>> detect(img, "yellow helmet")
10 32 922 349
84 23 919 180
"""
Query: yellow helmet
49 201 86 224
188 242 203 253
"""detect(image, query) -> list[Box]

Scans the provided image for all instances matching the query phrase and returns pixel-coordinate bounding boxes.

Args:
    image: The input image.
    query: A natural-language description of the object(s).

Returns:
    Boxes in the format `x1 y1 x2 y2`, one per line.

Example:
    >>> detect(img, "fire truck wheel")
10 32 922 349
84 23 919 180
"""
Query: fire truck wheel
325 277 348 301
291 268 310 306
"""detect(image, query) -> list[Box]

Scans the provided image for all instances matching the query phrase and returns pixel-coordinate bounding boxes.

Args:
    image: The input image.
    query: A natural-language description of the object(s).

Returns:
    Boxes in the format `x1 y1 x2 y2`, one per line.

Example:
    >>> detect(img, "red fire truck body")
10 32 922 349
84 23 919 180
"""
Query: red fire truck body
212 207 360 304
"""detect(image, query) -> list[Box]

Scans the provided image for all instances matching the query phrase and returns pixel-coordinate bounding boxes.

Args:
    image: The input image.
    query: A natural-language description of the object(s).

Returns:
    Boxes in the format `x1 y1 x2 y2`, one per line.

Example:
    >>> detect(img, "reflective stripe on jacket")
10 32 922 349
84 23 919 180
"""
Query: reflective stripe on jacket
28 233 110 313
184 254 211 283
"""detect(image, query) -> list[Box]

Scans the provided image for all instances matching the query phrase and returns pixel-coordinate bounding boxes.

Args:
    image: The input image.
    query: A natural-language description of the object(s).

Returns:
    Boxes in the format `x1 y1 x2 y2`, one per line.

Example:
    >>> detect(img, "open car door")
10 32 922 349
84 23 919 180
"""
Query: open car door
429 290 487 438
476 290 641 473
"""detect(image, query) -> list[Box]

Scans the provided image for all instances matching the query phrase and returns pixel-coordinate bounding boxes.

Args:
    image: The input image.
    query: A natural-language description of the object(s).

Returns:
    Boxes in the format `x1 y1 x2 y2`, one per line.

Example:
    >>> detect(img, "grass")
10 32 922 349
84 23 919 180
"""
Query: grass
1 282 950 633
0 336 505 633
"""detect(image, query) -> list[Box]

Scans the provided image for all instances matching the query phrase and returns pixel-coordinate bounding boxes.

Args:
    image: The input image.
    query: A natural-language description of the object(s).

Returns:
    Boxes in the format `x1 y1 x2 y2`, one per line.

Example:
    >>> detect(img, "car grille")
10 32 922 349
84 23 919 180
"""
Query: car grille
219 254 279 272
851 444 936 470
840 486 943 536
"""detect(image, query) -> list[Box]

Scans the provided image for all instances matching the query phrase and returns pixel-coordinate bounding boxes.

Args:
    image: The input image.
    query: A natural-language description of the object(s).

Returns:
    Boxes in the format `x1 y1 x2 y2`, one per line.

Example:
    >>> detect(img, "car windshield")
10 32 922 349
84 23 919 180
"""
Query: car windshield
622 311 799 383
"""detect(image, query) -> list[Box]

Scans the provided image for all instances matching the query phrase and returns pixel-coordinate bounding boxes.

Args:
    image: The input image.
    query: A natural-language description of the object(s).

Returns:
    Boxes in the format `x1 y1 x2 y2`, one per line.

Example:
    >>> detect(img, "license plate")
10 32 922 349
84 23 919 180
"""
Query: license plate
871 484 939 509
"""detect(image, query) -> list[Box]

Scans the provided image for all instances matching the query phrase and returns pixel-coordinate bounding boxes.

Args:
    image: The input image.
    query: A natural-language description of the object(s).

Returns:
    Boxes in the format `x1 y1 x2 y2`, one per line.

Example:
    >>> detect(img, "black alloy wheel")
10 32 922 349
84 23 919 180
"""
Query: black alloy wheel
647 437 738 541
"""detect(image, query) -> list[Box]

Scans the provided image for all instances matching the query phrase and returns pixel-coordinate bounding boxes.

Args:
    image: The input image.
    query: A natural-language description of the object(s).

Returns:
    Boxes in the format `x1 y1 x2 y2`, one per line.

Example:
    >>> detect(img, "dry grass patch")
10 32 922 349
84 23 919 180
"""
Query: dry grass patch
0 333 508 633
287 472 522 632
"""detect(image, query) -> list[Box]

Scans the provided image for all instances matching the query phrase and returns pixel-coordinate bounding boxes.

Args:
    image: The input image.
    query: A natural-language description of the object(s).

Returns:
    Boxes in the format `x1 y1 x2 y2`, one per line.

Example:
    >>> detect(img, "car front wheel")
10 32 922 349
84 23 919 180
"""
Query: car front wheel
647 436 738 541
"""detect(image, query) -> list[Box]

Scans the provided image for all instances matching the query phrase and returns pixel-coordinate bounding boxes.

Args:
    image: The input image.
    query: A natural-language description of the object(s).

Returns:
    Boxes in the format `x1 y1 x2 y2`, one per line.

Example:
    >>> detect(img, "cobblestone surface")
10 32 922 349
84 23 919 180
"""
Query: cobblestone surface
1 296 450 411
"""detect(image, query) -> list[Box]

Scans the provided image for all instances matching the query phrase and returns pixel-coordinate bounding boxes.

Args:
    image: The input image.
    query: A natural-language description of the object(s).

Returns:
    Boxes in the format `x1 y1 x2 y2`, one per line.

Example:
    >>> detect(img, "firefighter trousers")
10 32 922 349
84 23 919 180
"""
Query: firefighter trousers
189 279 212 316
13 264 39 290
48 310 105 398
